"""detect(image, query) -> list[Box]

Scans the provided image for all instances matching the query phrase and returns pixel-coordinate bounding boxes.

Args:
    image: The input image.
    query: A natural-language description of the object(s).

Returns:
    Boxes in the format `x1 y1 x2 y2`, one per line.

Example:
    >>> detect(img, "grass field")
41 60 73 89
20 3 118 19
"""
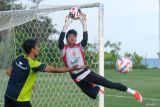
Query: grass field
0 69 160 107
104 69 160 107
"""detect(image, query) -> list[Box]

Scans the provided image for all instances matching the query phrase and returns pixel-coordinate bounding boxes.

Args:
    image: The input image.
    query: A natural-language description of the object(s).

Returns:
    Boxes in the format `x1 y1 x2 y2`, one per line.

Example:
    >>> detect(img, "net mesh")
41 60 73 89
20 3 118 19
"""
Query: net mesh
0 3 101 107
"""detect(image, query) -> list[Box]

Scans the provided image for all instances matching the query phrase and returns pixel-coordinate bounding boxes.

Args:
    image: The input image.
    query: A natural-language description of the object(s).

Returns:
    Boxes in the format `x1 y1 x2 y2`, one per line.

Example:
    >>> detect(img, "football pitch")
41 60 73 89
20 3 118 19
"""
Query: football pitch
0 69 160 107
104 69 160 107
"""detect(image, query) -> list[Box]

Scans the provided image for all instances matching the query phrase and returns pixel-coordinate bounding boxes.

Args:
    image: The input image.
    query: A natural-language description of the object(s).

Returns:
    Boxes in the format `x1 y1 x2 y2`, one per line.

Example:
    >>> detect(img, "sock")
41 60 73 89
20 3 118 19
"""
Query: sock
127 88 136 95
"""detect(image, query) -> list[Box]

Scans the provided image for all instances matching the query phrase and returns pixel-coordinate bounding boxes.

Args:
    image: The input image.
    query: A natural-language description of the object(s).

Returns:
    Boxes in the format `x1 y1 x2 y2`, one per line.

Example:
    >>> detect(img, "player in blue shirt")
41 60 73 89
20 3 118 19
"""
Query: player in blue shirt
4 39 83 107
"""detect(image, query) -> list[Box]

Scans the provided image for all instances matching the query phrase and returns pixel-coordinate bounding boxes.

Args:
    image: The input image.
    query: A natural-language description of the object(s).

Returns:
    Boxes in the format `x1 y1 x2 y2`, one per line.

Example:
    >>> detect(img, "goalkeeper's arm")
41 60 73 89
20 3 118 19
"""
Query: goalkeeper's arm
80 13 88 47
58 32 65 49
81 31 88 47
59 16 73 49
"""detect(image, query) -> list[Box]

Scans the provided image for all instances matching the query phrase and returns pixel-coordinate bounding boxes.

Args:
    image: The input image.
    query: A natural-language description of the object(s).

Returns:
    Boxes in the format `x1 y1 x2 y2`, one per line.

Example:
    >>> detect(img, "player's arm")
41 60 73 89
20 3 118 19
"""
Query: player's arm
81 31 88 47
58 32 65 49
44 65 84 73
6 66 12 77
59 16 73 49
32 61 84 73
79 13 88 47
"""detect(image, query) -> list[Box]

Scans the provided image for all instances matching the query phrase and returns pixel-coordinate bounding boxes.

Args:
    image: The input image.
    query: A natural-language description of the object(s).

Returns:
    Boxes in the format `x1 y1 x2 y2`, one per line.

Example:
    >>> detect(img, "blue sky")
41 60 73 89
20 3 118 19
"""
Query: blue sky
18 0 159 58
103 0 159 58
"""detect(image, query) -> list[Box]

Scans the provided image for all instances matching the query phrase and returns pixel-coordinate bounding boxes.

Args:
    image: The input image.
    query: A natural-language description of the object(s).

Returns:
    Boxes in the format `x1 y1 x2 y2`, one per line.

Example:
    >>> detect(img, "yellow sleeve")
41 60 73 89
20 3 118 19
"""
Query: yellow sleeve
30 60 46 72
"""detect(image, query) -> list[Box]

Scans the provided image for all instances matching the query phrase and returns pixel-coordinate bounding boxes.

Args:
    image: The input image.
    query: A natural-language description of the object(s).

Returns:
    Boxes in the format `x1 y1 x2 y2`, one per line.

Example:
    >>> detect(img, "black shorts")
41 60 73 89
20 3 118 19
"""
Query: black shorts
4 95 32 107
70 68 100 99
75 79 100 99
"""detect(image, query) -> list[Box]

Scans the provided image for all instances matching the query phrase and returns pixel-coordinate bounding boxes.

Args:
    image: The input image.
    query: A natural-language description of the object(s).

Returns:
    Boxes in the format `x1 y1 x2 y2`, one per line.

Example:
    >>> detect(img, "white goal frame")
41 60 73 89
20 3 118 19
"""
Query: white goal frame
0 2 104 107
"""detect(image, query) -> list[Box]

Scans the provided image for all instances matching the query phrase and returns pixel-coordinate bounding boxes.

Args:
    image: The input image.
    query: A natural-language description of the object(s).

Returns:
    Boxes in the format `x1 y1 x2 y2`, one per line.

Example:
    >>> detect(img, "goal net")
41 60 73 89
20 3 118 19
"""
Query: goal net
0 3 104 107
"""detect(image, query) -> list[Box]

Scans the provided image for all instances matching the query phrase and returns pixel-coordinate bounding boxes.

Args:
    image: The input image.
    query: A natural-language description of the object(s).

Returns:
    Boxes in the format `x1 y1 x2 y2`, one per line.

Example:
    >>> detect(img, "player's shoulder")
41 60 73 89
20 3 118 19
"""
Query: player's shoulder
16 55 25 59
12 55 29 69
23 56 42 68
15 55 28 62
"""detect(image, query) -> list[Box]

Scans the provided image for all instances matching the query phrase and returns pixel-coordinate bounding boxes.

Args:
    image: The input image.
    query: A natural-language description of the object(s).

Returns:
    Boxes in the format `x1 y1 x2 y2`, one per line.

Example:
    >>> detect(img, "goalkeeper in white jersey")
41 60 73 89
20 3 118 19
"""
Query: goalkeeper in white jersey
58 13 143 103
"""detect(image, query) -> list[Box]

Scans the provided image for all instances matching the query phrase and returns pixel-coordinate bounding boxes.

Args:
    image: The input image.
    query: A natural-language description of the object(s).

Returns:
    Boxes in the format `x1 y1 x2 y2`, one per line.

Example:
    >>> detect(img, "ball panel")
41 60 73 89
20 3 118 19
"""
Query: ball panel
69 7 81 20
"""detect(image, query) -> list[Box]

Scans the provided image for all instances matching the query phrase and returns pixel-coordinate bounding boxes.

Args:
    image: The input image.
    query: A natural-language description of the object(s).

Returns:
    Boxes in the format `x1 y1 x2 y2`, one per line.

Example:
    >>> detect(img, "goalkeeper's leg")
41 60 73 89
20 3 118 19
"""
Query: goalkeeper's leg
75 80 100 99
83 71 127 91
83 71 143 102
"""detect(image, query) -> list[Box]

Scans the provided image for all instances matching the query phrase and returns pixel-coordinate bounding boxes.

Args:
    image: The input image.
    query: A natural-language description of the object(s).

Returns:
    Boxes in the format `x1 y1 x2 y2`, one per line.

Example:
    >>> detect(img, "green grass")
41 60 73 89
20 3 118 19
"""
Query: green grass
0 69 160 107
104 69 160 107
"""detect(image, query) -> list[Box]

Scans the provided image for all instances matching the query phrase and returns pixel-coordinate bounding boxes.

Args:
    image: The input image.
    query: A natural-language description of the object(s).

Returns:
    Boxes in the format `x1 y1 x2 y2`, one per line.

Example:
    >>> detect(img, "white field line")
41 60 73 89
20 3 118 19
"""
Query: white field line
0 95 159 105
105 94 160 102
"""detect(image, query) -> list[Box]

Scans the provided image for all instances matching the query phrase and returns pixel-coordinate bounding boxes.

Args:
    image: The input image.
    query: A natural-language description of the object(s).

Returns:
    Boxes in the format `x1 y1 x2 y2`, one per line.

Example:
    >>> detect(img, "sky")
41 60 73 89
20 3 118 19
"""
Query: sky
17 0 159 58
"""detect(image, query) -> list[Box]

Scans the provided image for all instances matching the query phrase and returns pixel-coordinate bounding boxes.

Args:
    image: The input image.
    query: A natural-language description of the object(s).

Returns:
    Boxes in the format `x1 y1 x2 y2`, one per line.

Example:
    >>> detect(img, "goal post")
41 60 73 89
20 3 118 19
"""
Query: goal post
98 3 104 107
0 3 104 107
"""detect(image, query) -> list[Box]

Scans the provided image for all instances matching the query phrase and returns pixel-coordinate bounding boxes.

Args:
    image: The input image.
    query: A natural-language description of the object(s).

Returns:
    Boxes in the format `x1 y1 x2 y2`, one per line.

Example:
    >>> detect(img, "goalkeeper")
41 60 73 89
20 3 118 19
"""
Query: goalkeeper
58 13 143 103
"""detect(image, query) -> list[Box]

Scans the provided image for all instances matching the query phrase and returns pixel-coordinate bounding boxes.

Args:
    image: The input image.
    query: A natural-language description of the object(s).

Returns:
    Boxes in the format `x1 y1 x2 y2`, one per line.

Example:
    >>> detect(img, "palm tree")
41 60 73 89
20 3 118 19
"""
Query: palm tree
104 40 121 64
104 40 121 55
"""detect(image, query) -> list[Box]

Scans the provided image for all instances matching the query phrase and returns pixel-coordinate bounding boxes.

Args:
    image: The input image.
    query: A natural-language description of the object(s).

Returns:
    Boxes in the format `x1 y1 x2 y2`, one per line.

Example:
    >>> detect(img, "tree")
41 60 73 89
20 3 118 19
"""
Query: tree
104 40 121 64
0 0 23 41
131 52 143 65
104 40 145 69
0 0 24 11
124 52 132 58
0 1 11 11
0 0 44 11
105 40 121 55
0 0 59 64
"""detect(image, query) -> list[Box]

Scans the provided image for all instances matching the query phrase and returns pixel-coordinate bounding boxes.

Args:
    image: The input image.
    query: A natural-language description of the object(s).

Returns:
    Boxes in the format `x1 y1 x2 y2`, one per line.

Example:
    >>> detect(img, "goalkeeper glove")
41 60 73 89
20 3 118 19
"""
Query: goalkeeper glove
79 13 87 31
63 15 73 32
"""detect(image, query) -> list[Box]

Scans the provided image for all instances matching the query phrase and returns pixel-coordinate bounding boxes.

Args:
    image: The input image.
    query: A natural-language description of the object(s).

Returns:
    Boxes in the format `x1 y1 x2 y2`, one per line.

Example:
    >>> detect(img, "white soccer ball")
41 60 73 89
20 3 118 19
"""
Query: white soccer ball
69 7 81 20
115 57 133 73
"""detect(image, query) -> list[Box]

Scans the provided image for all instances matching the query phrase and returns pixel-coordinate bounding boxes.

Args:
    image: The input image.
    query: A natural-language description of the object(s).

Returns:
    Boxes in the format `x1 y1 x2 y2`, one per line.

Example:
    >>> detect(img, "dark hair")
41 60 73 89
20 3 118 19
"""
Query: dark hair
66 29 77 39
22 39 37 54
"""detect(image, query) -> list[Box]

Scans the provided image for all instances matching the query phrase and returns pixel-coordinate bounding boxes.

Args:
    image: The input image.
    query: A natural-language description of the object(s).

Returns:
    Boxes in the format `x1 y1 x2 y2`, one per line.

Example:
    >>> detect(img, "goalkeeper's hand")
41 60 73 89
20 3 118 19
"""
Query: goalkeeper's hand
79 13 87 31
63 15 73 32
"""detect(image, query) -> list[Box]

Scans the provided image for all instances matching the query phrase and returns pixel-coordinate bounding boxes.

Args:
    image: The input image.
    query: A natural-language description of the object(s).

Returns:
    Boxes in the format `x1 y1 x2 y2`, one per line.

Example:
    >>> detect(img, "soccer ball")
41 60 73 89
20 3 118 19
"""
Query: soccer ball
115 57 133 73
69 7 81 20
